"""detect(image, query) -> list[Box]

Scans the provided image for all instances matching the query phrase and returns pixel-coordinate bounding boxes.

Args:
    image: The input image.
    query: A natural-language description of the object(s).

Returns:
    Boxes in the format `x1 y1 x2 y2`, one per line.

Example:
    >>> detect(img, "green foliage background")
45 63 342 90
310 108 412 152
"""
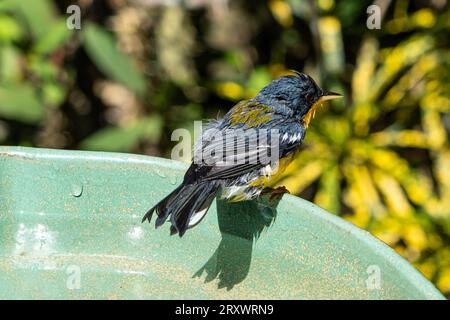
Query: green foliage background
0 0 449 296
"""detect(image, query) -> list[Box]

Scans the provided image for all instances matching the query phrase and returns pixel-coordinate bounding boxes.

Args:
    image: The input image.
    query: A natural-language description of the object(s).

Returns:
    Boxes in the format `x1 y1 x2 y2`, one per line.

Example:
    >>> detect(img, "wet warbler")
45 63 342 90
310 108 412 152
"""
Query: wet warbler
142 71 342 236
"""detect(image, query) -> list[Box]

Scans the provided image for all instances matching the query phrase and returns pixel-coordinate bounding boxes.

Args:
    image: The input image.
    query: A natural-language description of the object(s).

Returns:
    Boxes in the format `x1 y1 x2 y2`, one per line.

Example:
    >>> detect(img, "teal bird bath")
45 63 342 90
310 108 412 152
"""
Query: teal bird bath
0 147 444 299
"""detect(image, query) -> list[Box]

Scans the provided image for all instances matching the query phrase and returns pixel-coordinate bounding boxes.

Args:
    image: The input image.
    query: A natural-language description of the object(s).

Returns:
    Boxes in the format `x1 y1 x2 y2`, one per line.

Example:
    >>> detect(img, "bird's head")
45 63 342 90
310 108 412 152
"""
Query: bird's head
254 71 342 127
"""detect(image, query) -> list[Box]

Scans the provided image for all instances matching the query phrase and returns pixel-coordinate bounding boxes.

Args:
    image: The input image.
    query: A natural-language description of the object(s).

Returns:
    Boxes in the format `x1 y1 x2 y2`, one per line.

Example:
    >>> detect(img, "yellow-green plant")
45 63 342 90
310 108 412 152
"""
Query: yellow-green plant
272 15 450 295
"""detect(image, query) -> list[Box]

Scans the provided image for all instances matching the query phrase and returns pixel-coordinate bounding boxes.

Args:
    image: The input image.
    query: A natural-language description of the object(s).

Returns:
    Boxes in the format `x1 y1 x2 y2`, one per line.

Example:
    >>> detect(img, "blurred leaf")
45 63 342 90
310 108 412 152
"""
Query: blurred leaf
318 16 345 74
0 46 21 83
318 116 350 146
28 57 58 80
0 84 44 123
81 126 139 152
352 37 378 103
216 81 244 101
371 35 434 100
246 67 272 97
372 168 413 217
82 23 146 96
371 130 428 148
156 6 196 86
33 19 71 55
314 165 341 213
269 0 293 27
42 82 66 107
224 50 246 70
279 160 324 194
334 0 370 28
288 0 312 20
0 0 16 11
0 14 23 43
80 116 162 152
13 0 56 40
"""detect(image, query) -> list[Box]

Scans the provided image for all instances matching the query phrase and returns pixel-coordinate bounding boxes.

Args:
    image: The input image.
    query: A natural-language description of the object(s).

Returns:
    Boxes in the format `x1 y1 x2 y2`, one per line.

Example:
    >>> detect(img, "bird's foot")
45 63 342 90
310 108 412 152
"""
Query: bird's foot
260 186 290 202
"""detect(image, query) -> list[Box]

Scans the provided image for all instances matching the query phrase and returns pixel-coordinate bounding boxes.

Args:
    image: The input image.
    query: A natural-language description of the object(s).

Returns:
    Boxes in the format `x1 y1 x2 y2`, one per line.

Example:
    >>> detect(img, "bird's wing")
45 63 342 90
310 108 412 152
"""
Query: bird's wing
198 119 305 181
225 100 275 128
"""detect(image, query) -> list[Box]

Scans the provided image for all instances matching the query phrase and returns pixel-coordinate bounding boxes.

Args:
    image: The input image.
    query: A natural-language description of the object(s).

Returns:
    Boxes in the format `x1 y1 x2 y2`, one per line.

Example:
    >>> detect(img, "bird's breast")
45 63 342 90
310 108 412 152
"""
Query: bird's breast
250 151 297 188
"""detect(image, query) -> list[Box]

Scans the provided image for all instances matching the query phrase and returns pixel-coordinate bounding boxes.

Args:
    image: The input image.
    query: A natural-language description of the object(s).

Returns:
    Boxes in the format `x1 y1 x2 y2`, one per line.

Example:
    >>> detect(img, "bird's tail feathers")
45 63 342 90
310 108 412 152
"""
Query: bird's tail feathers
142 182 219 237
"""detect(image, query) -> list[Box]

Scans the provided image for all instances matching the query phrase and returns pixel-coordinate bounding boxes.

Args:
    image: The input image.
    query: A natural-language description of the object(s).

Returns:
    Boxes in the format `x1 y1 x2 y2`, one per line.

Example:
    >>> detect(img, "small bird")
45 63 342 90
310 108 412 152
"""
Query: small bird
142 71 342 236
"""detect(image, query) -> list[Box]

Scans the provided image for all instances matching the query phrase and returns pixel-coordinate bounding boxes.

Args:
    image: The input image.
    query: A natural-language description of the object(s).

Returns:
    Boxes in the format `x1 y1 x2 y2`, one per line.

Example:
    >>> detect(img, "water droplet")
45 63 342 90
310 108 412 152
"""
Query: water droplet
168 175 177 185
71 184 83 197
155 169 166 179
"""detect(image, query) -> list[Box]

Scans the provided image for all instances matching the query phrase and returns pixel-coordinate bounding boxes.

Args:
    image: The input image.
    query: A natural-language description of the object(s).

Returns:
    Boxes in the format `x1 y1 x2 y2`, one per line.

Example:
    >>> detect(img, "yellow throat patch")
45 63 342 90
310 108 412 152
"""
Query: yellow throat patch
302 94 341 128
302 102 322 128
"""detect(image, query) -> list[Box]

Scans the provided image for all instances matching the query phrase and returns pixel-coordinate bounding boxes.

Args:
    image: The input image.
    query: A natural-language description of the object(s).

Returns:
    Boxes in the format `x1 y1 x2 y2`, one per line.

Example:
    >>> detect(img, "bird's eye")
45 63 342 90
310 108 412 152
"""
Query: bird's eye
277 96 287 103
305 94 313 104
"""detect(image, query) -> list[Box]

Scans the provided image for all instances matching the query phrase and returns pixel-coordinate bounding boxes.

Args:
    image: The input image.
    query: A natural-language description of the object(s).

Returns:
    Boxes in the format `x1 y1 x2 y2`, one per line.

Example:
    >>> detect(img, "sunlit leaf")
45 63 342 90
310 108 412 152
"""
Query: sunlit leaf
277 160 324 194
370 130 428 148
352 37 378 103
269 0 293 27
372 168 413 218
422 109 446 149
371 35 434 100
403 224 428 253
0 14 22 42
344 163 385 217
216 81 244 101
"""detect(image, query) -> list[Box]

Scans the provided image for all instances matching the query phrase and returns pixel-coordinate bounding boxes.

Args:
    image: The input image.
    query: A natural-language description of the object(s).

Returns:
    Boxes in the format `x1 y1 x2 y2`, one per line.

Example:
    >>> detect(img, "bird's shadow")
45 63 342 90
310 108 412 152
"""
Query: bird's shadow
193 194 282 290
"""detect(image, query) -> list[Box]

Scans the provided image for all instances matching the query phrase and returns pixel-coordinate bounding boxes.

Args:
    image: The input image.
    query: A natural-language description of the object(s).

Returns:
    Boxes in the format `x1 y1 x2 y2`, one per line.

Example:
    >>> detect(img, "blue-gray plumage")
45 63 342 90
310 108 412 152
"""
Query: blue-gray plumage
142 71 342 237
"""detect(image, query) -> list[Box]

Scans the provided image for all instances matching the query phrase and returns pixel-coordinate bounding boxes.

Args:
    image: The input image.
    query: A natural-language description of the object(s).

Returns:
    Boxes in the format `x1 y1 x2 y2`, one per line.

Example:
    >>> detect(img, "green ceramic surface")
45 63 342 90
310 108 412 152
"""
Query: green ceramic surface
0 147 444 299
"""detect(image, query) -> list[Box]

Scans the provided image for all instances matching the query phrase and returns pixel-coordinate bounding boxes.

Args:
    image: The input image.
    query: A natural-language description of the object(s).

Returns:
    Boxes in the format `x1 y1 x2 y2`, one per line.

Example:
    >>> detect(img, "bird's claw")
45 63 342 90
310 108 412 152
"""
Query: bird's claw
261 186 290 202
